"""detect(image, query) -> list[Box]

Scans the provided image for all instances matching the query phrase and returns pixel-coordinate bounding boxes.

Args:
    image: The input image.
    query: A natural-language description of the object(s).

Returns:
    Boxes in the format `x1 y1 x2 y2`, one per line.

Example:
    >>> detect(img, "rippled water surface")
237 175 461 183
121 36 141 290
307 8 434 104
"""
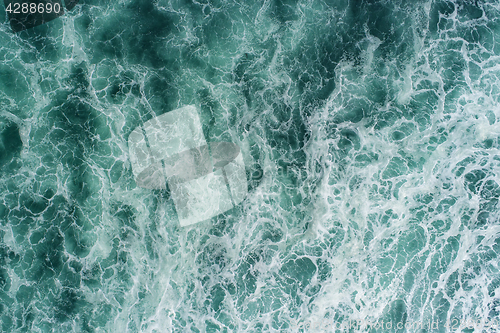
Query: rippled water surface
1 0 500 332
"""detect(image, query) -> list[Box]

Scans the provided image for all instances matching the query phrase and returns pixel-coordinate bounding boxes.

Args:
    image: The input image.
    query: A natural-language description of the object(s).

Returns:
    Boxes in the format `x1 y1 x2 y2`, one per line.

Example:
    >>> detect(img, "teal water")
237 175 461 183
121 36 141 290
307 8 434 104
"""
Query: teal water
1 0 500 332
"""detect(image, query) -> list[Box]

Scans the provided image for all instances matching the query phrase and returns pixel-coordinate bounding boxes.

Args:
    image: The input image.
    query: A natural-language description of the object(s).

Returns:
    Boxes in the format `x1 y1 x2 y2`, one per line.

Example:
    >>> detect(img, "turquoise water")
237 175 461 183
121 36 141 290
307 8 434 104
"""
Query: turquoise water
1 0 500 332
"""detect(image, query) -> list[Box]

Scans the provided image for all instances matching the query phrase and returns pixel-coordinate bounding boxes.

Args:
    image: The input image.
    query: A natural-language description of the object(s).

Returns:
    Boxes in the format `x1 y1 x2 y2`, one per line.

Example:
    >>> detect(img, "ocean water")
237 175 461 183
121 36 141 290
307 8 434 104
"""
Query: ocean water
1 0 500 332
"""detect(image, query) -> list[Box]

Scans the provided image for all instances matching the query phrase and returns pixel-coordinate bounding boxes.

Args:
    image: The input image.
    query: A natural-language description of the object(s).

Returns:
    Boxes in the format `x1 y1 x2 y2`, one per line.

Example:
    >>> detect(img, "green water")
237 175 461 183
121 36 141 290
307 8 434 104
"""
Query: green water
1 0 500 332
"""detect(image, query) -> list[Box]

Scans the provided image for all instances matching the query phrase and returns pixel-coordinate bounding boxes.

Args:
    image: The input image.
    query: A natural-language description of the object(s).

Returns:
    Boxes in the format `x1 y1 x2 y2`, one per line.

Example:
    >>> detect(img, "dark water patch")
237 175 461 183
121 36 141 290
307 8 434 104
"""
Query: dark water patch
0 65 29 103
279 256 316 294
291 37 345 109
232 47 278 109
105 70 142 104
391 122 416 141
267 120 308 157
111 203 141 245
350 0 415 62
464 168 488 194
24 195 49 216
89 16 125 61
15 285 34 308
48 63 97 139
429 0 456 34
88 1 177 67
207 283 225 313
233 53 258 84
112 203 139 231
54 288 87 322
65 0 80 11
203 12 233 49
63 223 94 258
338 129 361 153
0 247 13 292
39 64 107 209
125 1 178 67
74 9 93 32
65 162 92 204
30 227 65 278
264 103 309 166
10 216 35 245
143 71 179 114
14 27 62 63
271 0 300 24
0 122 23 169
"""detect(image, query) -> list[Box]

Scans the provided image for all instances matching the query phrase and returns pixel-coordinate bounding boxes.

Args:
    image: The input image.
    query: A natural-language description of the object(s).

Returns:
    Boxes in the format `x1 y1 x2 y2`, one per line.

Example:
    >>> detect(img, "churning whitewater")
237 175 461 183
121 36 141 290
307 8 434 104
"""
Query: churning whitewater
1 0 500 332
